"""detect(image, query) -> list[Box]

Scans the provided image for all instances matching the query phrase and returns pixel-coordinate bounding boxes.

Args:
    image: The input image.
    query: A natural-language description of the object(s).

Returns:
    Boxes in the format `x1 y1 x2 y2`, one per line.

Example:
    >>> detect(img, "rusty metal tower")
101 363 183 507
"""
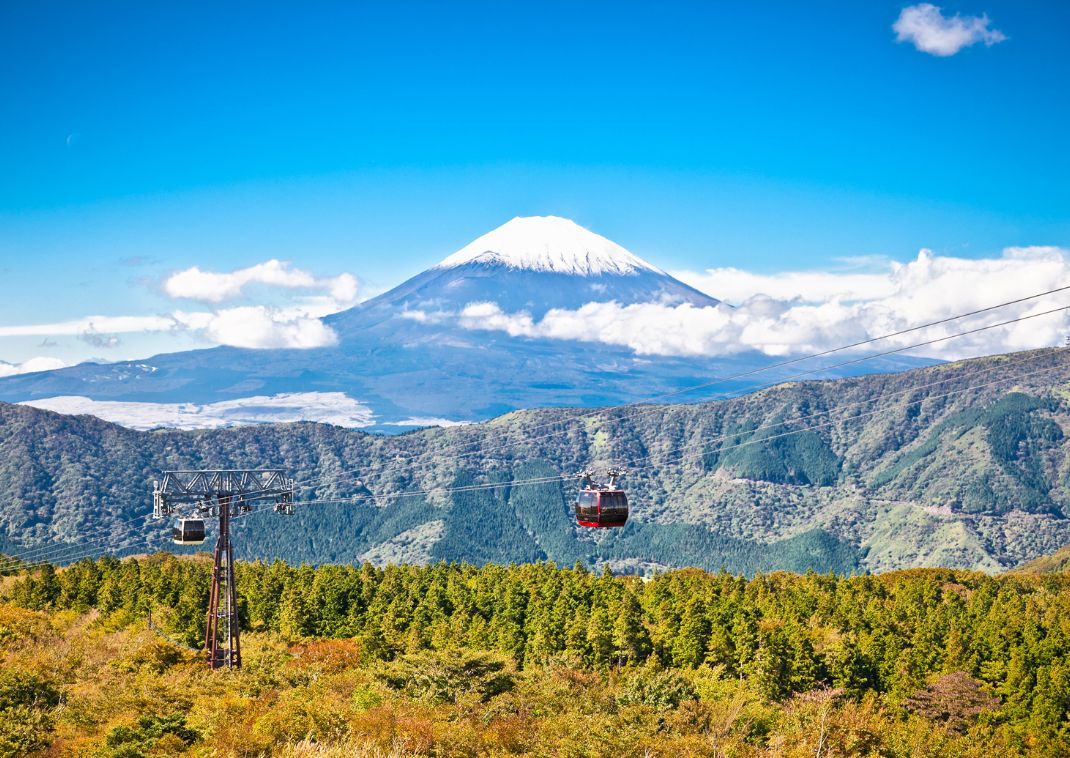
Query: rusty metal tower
153 470 295 670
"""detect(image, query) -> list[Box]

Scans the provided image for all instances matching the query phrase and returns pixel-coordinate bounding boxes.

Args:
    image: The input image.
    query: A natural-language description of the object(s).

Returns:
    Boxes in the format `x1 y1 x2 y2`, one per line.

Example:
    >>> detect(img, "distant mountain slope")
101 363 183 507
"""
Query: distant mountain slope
0 216 929 431
1009 544 1070 574
0 348 1067 574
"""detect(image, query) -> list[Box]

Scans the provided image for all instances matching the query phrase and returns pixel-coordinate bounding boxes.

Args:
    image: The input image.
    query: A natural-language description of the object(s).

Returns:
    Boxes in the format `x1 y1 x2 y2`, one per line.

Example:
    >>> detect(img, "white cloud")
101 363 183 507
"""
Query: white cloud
18 393 471 431
0 315 175 338
399 308 453 325
458 302 537 337
164 259 359 308
172 307 338 349
673 267 896 303
165 260 312 301
0 255 361 353
144 259 359 348
20 392 376 430
893 4 1006 56
0 308 338 351
0 356 68 378
459 247 1070 360
325 273 360 305
384 417 473 428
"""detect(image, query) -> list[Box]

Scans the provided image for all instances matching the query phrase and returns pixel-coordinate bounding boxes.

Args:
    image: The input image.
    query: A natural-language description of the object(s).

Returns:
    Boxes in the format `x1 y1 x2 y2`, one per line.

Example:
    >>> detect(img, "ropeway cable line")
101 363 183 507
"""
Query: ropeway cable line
284 282 1070 494
10 342 1066 573
284 300 1070 497
4 292 1070 571
0 339 1041 569
248 352 1069 515
13 353 1068 571
5 304 1069 571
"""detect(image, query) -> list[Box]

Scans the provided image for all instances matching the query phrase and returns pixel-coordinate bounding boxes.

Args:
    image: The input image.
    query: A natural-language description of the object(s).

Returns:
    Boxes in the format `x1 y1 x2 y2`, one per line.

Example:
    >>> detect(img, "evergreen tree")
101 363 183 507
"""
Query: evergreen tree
613 592 650 666
587 606 614 668
672 596 710 669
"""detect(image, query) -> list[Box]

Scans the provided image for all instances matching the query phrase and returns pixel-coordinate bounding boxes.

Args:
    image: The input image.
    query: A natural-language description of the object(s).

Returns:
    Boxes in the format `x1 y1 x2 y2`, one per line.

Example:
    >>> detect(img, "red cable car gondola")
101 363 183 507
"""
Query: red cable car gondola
574 468 629 528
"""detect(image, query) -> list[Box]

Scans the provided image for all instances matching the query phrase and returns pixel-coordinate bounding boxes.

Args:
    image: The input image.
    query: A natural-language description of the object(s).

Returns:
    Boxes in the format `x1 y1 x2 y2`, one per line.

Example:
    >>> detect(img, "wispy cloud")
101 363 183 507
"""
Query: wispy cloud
0 315 176 338
21 392 375 430
457 246 1070 360
0 356 67 378
164 259 359 307
171 307 339 350
383 417 472 428
78 323 122 349
0 258 361 351
893 4 1006 57
0 308 338 350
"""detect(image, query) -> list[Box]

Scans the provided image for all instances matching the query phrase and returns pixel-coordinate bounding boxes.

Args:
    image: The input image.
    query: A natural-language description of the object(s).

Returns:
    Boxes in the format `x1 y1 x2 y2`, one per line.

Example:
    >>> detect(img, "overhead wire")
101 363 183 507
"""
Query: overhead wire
13 347 1067 572
161 350 1062 557
287 282 1070 494
288 300 1070 497
6 297 1069 572
222 345 1066 522
0 512 157 572
631 357 1066 476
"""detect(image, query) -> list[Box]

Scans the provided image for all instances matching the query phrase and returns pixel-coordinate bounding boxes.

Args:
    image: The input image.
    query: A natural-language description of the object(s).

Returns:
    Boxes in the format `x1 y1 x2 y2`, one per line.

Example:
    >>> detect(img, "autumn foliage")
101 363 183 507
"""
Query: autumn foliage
2 555 1070 755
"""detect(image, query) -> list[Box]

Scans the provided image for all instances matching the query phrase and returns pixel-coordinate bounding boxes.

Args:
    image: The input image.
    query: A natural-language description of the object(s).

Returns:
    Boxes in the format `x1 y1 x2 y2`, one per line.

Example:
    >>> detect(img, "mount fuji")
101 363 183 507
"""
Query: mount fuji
0 216 931 430
328 216 719 332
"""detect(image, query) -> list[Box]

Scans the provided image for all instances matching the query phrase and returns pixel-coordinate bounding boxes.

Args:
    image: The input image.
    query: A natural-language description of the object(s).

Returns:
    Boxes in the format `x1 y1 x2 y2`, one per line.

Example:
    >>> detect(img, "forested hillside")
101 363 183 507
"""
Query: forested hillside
2 554 1069 755
1 348 1069 574
1011 544 1070 574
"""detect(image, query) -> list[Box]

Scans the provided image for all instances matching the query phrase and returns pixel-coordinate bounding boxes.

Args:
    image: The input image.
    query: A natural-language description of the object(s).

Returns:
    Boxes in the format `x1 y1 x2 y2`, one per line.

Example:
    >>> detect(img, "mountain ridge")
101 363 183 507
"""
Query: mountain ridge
1 347 1066 574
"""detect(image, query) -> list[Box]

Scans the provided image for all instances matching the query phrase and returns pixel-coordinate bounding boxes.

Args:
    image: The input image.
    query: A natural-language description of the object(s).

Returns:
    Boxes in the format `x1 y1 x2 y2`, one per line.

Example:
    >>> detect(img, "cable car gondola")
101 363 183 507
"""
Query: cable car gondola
172 517 206 545
574 468 629 528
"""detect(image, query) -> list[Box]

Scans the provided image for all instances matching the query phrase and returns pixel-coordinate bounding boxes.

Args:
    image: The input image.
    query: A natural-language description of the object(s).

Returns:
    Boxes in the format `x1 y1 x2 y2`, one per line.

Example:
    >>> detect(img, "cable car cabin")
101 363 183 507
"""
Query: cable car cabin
172 518 206 545
574 488 629 528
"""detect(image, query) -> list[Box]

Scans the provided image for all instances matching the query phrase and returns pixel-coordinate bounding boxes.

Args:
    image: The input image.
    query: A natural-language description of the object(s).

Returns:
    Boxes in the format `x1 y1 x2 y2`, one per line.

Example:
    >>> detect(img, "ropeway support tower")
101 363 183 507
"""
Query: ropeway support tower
153 469 295 670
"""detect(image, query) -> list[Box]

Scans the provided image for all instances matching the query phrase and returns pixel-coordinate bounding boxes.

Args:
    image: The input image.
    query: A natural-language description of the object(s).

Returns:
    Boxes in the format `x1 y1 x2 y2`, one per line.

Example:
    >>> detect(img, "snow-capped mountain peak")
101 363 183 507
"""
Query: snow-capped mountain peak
434 216 664 276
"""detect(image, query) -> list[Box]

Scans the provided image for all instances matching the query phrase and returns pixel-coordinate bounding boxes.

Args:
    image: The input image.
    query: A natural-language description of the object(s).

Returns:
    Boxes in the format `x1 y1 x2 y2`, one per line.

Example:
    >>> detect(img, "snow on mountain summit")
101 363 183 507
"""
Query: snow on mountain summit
435 216 664 276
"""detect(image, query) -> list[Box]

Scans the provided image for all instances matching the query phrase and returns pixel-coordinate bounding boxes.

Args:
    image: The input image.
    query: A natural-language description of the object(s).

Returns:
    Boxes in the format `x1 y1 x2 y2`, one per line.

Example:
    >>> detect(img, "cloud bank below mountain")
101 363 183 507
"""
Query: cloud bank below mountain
0 356 68 377
20 392 377 430
453 247 1070 360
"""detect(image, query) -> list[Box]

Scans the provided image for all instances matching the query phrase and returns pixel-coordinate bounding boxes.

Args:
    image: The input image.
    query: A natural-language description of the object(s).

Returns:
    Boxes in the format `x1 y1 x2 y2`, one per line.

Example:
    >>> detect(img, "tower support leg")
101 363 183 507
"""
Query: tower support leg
205 495 241 669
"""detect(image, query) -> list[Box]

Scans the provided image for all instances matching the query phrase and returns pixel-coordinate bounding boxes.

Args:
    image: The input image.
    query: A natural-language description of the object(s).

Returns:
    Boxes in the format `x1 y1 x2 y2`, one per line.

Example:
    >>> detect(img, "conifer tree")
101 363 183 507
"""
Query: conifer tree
587 606 614 668
613 592 650 666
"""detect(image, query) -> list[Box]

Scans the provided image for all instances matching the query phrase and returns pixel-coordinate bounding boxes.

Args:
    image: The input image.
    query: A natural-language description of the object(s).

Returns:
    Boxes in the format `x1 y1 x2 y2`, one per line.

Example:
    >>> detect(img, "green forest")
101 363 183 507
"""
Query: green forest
2 554 1070 756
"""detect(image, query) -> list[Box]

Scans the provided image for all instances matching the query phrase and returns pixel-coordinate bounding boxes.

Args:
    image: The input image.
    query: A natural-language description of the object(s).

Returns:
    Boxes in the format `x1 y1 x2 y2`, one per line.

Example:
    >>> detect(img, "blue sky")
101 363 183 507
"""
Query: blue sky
0 1 1068 366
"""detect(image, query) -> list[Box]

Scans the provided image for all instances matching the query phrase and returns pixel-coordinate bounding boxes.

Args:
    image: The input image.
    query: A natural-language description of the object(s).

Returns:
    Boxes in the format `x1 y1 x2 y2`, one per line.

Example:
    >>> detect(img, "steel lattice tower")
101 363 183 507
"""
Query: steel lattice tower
153 470 295 670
